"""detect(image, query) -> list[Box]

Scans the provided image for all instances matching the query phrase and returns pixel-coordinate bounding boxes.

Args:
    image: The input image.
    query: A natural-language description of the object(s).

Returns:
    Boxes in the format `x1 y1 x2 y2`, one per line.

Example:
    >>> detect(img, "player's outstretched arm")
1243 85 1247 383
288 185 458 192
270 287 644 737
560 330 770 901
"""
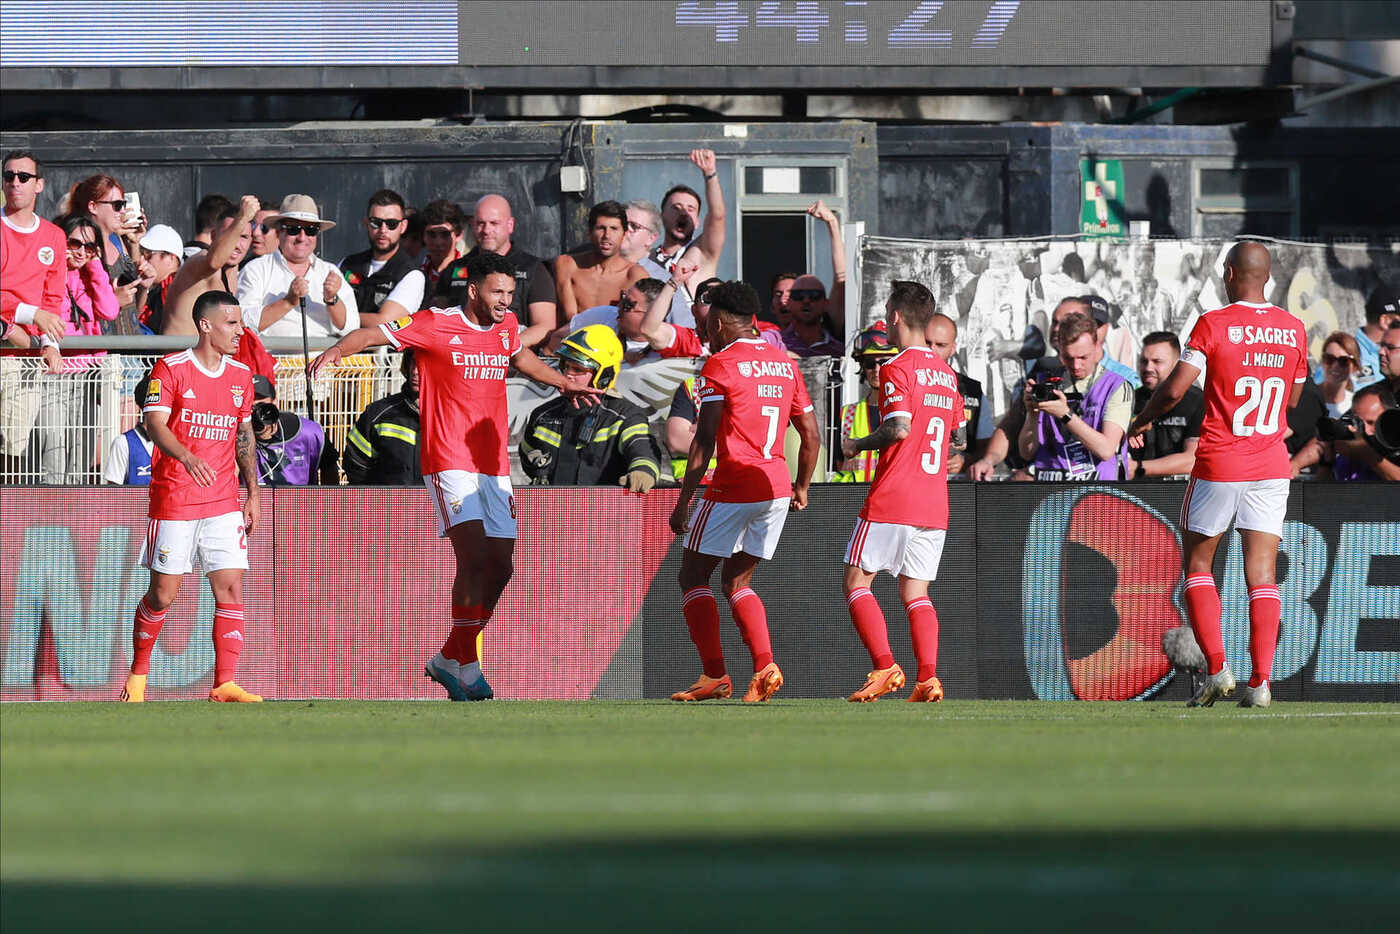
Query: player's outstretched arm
841 414 910 459
144 409 216 487
309 325 390 378
670 402 721 535
512 346 574 393
235 419 261 535
1129 360 1199 437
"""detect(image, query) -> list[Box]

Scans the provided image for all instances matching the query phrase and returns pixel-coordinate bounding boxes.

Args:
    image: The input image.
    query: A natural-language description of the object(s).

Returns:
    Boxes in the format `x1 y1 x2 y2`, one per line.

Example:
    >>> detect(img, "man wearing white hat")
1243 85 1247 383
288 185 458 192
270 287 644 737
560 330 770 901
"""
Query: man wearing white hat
237 193 358 339
133 223 184 334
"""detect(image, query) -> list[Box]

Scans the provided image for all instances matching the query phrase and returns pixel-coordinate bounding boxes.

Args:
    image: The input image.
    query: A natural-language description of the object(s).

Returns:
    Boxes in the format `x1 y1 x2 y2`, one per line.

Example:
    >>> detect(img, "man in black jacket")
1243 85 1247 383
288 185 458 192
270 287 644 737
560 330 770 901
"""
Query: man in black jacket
340 189 418 327
343 350 422 485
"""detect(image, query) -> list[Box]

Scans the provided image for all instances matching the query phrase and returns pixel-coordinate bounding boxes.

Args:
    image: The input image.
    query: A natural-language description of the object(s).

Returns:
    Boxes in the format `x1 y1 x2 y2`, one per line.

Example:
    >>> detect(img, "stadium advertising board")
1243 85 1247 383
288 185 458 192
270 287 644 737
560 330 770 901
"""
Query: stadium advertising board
3 485 1394 702
0 0 1285 89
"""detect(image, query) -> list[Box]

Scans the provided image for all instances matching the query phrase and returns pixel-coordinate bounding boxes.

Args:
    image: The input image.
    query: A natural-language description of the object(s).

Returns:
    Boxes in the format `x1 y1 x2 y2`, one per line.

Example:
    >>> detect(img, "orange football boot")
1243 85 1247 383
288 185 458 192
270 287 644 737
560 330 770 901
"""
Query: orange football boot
670 674 733 702
847 664 906 702
742 662 784 703
906 675 944 703
208 681 263 703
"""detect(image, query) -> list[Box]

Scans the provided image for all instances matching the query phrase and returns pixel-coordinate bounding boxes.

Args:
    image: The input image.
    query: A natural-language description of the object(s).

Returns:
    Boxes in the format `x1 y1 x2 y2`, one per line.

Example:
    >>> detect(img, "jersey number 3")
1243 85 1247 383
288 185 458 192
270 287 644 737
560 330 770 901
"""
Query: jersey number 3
1231 376 1286 437
920 419 945 475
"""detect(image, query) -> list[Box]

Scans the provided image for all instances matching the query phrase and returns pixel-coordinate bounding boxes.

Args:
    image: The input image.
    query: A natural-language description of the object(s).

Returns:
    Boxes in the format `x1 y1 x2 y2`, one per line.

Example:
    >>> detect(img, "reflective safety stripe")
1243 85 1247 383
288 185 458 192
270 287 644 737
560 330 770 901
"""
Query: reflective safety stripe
347 427 373 456
533 426 562 448
375 423 417 445
620 423 650 443
593 423 620 443
629 457 658 475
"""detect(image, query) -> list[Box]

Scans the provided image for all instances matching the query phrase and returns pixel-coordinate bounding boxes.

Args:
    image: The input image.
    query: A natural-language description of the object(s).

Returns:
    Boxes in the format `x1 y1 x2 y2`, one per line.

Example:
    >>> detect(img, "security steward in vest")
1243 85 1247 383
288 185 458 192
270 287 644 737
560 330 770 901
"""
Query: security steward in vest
339 189 419 324
520 325 664 491
343 349 422 485
830 321 899 482
1128 330 1203 478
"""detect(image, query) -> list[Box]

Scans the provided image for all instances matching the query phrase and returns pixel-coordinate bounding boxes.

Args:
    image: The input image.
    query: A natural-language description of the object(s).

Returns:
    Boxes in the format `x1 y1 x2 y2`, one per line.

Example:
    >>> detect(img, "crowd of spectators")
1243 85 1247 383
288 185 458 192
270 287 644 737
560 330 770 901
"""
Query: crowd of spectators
3 146 1397 488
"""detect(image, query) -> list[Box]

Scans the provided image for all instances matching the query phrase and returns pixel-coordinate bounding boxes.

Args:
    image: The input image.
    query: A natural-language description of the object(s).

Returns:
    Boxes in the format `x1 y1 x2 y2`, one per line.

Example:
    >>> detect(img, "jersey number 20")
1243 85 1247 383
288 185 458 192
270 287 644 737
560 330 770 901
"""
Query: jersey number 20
1231 376 1286 437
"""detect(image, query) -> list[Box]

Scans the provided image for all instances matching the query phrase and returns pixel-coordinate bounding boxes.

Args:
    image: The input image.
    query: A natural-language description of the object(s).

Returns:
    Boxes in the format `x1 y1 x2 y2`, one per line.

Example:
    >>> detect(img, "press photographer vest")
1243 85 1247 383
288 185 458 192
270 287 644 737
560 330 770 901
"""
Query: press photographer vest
1033 367 1131 481
257 412 326 486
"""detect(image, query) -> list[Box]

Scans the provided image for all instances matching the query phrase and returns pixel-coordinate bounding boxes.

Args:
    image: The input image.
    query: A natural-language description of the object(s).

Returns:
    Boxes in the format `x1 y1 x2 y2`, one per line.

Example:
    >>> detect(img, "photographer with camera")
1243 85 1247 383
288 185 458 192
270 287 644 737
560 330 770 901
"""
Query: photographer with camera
1017 312 1133 482
1322 382 1400 482
250 375 339 486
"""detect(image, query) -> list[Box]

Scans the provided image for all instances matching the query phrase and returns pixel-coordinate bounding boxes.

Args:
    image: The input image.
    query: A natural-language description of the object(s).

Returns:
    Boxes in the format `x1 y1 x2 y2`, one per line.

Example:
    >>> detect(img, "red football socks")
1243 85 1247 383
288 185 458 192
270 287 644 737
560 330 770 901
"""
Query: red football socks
682 586 726 678
130 597 168 676
1183 573 1226 674
905 596 939 682
442 603 485 665
212 602 245 685
1247 586 1281 687
727 587 773 672
846 587 894 670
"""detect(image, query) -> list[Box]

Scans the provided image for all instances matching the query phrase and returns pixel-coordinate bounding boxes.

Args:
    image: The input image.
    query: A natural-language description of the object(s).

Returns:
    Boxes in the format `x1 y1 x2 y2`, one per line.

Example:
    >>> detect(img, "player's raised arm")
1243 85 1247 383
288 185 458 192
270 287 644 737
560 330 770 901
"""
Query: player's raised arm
310 324 391 377
143 408 216 487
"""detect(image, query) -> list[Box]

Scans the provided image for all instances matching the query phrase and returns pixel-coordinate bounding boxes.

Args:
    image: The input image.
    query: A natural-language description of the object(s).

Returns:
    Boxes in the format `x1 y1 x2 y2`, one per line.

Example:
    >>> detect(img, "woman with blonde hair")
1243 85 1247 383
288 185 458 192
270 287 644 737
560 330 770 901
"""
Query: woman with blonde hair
1317 330 1362 418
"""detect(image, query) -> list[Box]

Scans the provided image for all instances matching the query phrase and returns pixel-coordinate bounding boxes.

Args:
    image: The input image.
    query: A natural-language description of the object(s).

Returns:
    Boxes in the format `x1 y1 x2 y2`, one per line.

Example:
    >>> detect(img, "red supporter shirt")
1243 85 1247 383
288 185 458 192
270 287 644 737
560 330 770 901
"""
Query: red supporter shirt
1 213 67 330
143 350 254 520
380 307 520 476
659 324 705 359
860 346 964 529
1180 301 1308 482
695 337 813 503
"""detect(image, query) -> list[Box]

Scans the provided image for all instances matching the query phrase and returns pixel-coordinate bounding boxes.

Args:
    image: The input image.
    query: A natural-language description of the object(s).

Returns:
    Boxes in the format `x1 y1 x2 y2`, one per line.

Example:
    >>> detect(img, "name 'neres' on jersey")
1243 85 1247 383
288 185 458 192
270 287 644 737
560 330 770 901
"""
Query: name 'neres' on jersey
380 308 520 476
861 346 965 529
695 337 814 503
1181 301 1309 482
143 350 254 520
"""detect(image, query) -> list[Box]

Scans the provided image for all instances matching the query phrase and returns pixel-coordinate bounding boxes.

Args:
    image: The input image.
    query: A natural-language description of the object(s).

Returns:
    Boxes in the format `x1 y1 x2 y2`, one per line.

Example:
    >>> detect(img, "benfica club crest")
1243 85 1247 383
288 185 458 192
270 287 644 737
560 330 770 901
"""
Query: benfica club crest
500 330 511 350
231 384 246 407
737 361 752 377
1228 325 1244 344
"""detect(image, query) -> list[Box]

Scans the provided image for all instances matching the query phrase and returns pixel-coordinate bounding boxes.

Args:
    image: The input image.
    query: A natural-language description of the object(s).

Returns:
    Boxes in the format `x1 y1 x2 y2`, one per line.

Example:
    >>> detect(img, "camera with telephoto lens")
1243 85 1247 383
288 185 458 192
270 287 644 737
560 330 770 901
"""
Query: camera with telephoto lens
1317 412 1363 442
251 401 280 434
1031 375 1064 403
1320 409 1400 465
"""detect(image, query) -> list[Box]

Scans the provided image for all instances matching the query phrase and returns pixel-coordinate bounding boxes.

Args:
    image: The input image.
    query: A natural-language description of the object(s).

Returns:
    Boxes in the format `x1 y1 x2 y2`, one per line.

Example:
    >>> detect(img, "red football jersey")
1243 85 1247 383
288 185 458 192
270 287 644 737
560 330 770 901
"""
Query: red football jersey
143 350 254 520
1 213 67 330
381 307 520 475
1181 301 1308 482
659 324 705 359
695 337 813 503
860 346 965 529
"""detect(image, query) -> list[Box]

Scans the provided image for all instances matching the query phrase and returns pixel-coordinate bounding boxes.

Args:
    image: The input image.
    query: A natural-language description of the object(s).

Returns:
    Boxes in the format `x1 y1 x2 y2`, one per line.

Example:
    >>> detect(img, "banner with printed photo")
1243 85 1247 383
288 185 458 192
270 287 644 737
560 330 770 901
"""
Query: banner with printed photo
859 237 1400 419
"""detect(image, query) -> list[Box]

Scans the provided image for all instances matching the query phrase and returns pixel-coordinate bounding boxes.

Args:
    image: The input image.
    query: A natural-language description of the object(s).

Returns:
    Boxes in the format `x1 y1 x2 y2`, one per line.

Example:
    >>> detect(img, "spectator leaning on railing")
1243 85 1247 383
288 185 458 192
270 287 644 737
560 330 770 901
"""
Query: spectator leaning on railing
1 150 67 346
238 194 357 339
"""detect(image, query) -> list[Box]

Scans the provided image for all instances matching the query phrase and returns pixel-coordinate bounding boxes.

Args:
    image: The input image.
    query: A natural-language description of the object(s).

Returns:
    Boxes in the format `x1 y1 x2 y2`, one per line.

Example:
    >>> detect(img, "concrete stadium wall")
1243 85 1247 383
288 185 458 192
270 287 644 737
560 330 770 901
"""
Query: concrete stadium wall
3 484 1395 702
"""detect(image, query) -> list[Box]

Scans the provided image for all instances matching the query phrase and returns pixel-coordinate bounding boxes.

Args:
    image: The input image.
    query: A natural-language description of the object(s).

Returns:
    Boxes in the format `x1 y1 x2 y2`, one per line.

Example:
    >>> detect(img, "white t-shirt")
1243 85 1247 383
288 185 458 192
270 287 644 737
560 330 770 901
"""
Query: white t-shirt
104 429 154 484
383 270 426 313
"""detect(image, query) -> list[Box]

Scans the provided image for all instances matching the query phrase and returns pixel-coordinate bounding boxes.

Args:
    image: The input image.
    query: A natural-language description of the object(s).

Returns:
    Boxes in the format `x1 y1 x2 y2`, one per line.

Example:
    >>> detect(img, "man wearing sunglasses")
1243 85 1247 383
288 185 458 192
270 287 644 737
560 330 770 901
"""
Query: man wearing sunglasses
340 189 417 325
237 193 358 339
1 150 67 348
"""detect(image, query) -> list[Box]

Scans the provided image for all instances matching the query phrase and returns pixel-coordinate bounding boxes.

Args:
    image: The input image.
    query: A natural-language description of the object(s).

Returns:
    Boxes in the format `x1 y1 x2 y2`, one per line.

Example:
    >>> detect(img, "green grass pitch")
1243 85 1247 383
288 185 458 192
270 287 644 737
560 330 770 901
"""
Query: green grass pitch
3 700 1398 933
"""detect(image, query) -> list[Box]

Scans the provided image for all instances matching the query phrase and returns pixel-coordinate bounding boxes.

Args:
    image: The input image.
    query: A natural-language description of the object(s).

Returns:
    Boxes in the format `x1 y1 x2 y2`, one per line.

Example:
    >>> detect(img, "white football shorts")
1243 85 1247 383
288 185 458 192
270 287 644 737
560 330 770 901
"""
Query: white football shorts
426 470 517 539
685 496 790 560
845 517 947 581
140 511 249 575
1180 476 1289 539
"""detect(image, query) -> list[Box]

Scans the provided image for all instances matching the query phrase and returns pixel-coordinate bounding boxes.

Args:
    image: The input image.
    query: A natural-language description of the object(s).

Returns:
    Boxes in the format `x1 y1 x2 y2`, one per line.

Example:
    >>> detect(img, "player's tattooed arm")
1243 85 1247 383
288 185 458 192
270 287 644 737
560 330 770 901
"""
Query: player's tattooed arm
950 424 967 453
236 420 259 490
842 415 910 458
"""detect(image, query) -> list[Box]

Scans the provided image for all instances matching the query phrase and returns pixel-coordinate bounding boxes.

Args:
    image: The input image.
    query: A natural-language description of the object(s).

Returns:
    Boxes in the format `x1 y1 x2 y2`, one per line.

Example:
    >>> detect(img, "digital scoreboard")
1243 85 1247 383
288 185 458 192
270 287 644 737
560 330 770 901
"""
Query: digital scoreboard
1 0 1286 90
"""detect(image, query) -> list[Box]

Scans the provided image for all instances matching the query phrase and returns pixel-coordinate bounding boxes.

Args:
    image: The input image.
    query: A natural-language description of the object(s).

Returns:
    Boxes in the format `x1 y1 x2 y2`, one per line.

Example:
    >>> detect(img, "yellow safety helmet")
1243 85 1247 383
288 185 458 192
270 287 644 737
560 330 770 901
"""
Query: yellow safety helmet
558 324 624 391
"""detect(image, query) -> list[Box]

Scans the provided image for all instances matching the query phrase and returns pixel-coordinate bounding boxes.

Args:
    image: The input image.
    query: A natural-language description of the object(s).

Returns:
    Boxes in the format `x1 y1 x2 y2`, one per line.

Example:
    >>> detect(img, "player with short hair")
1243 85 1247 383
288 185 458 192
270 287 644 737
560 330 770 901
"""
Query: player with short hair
311 252 578 700
841 281 966 702
1129 242 1308 709
120 290 262 703
668 281 820 703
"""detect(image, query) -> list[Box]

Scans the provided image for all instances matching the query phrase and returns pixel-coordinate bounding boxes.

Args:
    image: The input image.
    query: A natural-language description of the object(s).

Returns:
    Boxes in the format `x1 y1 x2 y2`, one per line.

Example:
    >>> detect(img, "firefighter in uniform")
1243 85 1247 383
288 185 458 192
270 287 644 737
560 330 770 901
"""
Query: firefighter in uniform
830 320 899 482
520 325 664 491
342 349 422 485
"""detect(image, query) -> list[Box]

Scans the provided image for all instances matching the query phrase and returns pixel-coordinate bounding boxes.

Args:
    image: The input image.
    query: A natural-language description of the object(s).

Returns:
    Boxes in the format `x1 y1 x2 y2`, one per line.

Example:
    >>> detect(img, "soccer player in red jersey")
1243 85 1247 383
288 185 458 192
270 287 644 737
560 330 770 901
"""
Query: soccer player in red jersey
668 281 820 702
1130 242 1308 709
121 290 262 703
311 252 578 700
841 281 966 702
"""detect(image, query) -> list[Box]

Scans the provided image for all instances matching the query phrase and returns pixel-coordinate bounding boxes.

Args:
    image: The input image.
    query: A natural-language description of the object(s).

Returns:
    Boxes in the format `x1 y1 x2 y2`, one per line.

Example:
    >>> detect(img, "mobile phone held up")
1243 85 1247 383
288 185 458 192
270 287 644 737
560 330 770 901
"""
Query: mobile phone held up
123 191 142 227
